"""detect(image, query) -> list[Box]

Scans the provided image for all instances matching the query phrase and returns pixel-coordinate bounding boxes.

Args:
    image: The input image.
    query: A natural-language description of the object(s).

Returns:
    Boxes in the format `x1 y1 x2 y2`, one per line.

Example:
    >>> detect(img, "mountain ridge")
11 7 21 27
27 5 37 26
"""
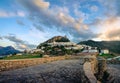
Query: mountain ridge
0 46 20 56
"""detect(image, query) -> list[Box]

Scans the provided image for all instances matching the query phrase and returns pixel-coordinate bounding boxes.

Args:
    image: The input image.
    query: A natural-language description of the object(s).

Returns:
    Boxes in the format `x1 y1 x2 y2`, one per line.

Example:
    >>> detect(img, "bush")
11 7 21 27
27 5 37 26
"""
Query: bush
40 54 43 57
43 55 49 58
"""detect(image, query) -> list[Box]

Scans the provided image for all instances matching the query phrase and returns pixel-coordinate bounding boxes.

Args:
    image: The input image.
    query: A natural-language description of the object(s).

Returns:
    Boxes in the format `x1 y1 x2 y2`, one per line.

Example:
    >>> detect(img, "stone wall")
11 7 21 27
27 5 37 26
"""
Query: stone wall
83 55 98 83
83 55 107 83
0 56 66 72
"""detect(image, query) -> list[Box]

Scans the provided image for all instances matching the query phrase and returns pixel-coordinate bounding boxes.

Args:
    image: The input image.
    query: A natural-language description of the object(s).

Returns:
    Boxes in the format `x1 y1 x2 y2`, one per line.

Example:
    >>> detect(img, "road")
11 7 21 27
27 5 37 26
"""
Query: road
0 59 89 83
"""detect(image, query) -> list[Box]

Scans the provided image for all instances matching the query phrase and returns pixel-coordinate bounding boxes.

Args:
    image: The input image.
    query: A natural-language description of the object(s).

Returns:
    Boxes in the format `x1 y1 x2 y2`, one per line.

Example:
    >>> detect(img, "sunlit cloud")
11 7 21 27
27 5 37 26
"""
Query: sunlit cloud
96 17 120 40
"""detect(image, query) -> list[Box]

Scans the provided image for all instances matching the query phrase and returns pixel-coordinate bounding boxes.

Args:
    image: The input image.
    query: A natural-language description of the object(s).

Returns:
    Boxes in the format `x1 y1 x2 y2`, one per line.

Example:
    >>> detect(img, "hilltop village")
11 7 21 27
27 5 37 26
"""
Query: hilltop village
24 36 109 56
0 36 112 60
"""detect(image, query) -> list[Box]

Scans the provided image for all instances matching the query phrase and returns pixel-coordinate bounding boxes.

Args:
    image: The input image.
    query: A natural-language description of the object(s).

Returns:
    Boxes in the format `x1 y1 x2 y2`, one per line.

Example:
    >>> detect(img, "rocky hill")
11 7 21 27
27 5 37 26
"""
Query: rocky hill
78 40 120 54
0 46 20 56
44 36 70 43
37 36 70 48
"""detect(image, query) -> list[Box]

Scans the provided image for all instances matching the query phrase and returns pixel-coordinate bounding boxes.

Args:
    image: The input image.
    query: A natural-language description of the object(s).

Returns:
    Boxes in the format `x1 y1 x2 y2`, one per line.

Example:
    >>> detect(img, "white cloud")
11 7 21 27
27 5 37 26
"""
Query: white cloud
17 11 25 17
90 5 98 12
0 10 25 17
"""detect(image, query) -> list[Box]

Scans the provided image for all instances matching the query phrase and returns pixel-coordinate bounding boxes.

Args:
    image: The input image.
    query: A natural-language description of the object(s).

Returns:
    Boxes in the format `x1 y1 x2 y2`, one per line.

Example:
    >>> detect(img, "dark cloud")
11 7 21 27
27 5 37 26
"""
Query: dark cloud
17 0 97 42
106 28 120 40
4 34 36 50
0 36 2 40
98 0 120 17
33 23 44 32
5 34 25 44
16 19 25 26
116 0 120 16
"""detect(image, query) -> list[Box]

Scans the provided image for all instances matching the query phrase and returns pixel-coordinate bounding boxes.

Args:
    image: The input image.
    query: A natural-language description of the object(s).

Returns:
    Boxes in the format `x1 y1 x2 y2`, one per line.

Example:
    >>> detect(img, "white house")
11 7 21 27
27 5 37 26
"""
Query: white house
30 49 44 53
82 46 98 53
47 42 76 46
16 53 22 56
101 49 109 54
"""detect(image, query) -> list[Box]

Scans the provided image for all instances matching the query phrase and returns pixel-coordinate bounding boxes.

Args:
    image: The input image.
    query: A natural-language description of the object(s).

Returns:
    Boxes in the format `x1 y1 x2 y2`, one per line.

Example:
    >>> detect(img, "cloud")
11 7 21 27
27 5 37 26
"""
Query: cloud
16 19 25 26
0 10 25 17
0 36 2 40
98 0 120 17
95 17 120 40
18 0 97 41
4 34 36 50
90 5 98 12
33 0 50 9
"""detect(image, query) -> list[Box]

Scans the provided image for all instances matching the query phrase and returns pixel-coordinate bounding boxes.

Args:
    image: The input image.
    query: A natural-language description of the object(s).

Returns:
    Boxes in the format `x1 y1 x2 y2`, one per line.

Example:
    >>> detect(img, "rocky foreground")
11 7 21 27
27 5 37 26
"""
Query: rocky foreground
106 64 120 83
0 57 120 83
0 59 89 83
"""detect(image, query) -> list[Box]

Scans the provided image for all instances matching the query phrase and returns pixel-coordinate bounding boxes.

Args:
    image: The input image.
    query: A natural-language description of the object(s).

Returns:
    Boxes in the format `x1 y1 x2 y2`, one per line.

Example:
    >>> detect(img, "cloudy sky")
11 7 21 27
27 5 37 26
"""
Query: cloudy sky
0 0 120 50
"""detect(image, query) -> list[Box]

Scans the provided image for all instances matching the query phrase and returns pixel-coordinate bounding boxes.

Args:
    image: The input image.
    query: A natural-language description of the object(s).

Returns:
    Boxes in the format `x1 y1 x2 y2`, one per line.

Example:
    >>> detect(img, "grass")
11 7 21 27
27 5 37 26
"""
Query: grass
1 54 43 60
99 53 115 59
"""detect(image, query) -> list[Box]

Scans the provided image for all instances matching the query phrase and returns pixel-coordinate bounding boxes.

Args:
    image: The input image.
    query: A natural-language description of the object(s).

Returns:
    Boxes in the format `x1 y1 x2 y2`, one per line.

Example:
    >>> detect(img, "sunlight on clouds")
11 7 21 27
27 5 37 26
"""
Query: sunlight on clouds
18 44 27 49
98 17 120 40
33 0 50 9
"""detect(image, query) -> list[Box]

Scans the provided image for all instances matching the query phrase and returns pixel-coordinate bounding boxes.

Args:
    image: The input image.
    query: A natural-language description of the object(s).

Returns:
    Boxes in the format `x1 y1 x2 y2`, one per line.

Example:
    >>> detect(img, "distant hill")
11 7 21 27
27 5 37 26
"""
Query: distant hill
0 46 20 56
37 36 70 48
78 40 120 54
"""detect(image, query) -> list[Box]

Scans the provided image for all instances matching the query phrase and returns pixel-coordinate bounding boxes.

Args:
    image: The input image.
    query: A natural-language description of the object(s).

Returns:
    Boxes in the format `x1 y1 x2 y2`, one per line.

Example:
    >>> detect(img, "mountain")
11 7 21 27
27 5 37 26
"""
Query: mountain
37 36 70 48
78 40 120 54
0 46 20 56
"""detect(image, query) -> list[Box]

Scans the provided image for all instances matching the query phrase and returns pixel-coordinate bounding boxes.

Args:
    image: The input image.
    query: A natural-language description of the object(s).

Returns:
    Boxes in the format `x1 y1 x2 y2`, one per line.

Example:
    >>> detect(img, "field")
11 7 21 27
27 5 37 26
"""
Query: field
99 53 115 59
0 54 43 60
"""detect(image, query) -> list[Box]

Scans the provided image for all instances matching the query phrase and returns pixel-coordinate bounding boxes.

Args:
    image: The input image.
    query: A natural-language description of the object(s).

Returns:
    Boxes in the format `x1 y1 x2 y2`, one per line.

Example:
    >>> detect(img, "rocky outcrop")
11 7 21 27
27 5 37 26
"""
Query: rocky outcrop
45 36 70 43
